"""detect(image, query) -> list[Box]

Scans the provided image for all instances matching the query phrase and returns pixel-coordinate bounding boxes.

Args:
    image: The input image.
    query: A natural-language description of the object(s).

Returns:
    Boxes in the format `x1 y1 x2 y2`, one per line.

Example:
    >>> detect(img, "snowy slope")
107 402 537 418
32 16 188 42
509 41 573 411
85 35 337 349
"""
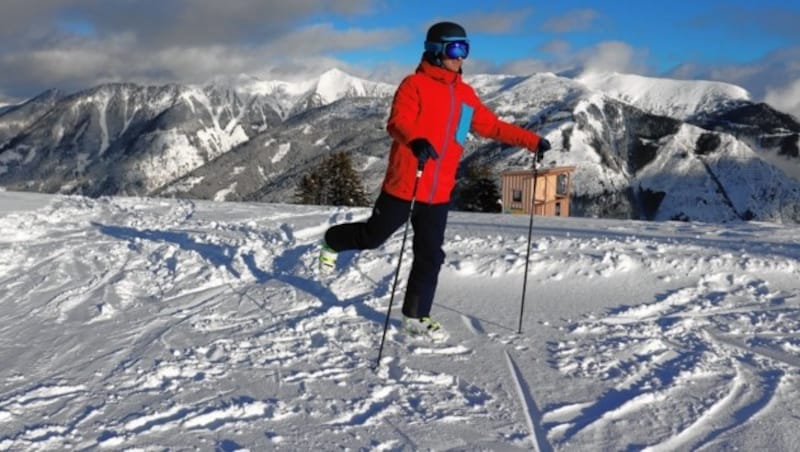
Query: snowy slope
578 72 750 120
0 83 276 195
634 124 800 222
1 190 799 450
0 90 64 147
468 72 589 126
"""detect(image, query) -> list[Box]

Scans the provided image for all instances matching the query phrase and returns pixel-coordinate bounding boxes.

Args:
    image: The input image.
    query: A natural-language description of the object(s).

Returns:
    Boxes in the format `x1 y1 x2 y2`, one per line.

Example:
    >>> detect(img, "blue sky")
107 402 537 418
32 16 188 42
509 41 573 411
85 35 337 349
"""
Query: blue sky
325 0 797 73
0 0 799 116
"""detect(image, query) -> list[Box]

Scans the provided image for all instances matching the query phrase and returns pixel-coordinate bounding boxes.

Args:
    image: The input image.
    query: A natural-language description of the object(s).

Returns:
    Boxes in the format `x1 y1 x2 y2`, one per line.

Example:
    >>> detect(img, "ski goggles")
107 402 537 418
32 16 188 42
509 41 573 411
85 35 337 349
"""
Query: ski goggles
424 37 470 59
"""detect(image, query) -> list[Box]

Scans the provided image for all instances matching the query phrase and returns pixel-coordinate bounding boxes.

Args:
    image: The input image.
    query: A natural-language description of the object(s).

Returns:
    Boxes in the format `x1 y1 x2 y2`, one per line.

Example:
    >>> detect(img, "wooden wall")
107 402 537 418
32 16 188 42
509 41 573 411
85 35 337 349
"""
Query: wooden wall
500 166 575 216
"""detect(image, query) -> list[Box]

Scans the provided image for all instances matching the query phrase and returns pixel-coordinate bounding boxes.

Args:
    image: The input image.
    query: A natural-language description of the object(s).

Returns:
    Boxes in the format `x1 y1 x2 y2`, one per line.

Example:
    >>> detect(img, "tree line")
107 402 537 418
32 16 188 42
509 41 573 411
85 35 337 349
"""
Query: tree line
295 151 501 213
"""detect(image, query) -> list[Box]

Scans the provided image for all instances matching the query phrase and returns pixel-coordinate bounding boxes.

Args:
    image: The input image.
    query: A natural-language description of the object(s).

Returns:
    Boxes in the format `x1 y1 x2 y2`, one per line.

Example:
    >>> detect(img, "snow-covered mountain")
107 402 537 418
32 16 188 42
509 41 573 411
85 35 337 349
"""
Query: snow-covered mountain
464 72 800 222
211 69 395 119
0 83 280 195
0 70 394 198
1 68 799 223
287 68 395 118
577 71 750 120
0 89 64 145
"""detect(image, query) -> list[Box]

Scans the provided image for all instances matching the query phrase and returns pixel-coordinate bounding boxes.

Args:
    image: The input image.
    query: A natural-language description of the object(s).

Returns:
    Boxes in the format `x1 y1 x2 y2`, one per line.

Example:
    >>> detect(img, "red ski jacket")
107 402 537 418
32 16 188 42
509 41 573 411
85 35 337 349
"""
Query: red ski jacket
383 60 543 204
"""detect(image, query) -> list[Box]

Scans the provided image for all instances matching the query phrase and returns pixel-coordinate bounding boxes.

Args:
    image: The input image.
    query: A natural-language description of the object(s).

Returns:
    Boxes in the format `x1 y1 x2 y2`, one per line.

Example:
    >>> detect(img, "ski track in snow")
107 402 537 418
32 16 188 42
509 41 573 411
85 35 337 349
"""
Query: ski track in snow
505 350 552 452
0 192 799 449
547 269 800 449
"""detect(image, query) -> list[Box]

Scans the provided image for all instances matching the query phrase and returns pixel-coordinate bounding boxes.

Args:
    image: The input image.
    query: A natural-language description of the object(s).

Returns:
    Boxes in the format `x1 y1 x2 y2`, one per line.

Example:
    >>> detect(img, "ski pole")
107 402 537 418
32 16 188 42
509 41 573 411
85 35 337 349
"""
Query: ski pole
375 160 425 369
518 155 540 334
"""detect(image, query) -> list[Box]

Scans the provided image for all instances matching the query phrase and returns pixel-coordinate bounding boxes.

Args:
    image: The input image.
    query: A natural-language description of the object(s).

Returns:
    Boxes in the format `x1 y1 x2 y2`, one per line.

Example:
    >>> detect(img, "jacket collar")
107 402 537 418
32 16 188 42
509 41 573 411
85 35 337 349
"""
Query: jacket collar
416 59 461 85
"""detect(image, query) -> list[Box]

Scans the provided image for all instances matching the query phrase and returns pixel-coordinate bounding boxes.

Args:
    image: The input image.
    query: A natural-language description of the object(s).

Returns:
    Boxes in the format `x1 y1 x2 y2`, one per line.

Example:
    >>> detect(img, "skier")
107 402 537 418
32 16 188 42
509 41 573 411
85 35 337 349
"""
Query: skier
320 21 551 338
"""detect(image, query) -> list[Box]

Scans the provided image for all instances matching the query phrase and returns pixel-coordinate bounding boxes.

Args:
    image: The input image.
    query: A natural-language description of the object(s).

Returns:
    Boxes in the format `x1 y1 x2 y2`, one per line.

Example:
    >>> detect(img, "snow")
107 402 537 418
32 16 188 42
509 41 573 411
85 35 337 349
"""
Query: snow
314 68 369 105
233 76 313 99
577 72 750 120
132 130 205 192
479 73 588 113
76 152 90 174
1 190 799 450
161 176 204 195
96 92 111 155
1 146 36 176
271 142 291 164
218 69 394 120
213 182 238 202
0 148 23 165
360 155 382 171
192 90 250 161
52 124 64 144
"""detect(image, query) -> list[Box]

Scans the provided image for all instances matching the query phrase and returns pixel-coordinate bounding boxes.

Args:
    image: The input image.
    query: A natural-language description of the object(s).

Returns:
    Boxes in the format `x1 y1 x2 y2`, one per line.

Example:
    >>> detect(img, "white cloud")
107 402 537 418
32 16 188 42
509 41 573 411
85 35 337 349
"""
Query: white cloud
579 41 648 75
666 45 800 118
0 1 395 96
539 39 573 57
0 0 378 46
0 0 797 125
764 78 800 120
367 63 416 85
493 59 552 76
0 22 409 94
457 9 534 34
448 40 647 81
262 23 407 56
543 8 601 33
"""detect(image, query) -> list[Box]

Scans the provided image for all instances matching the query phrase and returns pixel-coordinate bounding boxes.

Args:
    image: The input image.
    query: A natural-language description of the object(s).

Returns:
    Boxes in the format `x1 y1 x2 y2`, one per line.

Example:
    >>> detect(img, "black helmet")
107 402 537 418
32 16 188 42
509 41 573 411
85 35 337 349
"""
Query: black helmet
425 21 468 43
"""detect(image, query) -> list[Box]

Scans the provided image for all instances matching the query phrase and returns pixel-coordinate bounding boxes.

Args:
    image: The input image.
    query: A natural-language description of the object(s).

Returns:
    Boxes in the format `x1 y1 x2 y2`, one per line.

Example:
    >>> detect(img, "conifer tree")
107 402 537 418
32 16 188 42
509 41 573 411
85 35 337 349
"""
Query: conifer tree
295 152 370 207
295 170 324 205
456 163 502 213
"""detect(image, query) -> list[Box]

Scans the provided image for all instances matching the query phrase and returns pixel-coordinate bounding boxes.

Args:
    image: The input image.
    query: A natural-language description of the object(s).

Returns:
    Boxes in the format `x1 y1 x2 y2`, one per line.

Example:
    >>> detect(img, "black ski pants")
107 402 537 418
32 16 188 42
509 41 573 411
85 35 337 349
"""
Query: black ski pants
324 191 449 319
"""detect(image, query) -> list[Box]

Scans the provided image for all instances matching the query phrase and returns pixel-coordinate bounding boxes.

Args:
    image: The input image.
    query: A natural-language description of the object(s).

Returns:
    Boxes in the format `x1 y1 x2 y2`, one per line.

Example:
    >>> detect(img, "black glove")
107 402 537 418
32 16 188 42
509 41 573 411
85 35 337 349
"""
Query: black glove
536 137 551 161
409 138 439 165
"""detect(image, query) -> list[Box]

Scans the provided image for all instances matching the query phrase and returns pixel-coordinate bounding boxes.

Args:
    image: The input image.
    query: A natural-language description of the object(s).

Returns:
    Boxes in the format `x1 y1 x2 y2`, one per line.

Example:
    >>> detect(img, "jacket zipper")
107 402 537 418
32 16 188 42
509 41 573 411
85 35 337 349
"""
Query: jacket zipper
429 82 456 203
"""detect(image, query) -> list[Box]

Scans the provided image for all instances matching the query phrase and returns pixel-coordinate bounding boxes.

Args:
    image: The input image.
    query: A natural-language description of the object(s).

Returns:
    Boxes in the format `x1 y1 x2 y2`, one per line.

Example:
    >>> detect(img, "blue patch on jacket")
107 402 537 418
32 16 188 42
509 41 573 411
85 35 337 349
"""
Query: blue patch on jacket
455 104 474 145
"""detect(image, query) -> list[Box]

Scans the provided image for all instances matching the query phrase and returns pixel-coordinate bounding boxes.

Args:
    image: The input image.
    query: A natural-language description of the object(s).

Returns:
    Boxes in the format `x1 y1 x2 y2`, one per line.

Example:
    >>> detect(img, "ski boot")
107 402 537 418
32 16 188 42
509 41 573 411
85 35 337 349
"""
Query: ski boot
319 242 337 275
402 315 448 342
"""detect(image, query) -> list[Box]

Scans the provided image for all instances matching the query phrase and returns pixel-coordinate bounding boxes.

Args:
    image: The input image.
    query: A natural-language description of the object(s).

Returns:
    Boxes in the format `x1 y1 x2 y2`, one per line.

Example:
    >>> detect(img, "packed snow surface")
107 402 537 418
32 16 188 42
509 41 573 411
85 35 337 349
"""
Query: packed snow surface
0 190 798 450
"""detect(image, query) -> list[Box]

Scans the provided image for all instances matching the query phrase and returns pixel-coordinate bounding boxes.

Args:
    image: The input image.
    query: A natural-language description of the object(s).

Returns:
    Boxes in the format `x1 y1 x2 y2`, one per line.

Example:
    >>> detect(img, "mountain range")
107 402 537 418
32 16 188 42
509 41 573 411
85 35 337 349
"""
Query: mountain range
1 67 799 223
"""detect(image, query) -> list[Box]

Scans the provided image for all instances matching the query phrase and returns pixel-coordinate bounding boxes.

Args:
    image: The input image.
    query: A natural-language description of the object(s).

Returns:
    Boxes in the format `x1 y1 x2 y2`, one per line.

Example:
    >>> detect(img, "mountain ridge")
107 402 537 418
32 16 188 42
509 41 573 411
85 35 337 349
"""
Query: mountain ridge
1 68 799 223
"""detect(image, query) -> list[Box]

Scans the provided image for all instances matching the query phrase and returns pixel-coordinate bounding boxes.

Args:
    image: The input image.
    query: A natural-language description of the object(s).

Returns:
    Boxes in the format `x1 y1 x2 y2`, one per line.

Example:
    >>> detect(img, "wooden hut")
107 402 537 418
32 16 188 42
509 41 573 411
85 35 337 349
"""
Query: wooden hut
500 166 576 216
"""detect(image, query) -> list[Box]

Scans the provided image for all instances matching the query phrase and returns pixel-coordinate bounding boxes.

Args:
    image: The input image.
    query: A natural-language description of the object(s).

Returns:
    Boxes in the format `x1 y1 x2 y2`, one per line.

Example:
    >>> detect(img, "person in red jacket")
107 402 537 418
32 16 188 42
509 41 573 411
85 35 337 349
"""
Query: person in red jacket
320 21 550 338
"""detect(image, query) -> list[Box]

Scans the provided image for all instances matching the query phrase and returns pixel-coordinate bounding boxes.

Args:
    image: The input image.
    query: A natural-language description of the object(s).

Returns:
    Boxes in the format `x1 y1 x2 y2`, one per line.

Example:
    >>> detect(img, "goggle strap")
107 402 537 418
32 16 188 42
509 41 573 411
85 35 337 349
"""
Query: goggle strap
424 41 444 53
439 36 469 42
